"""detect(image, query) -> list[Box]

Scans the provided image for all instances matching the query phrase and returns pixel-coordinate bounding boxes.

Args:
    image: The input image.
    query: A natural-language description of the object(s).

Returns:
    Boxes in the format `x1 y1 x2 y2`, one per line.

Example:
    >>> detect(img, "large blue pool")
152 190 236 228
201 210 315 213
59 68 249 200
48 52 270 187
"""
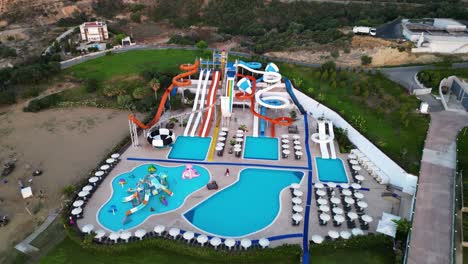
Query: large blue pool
98 164 210 231
168 136 211 161
243 136 279 160
315 157 348 183
184 168 303 237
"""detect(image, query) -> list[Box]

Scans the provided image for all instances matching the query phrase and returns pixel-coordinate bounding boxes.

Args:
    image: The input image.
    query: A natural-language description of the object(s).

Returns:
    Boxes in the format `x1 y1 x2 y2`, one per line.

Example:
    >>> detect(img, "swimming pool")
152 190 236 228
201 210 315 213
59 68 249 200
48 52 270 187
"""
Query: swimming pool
98 163 210 231
315 157 348 183
243 136 278 160
184 168 303 237
168 136 211 160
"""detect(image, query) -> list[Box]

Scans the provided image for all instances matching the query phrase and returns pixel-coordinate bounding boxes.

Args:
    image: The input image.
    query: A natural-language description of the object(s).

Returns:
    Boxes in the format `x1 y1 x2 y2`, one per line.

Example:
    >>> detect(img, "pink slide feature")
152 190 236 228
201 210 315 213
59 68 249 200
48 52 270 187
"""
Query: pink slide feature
182 165 200 179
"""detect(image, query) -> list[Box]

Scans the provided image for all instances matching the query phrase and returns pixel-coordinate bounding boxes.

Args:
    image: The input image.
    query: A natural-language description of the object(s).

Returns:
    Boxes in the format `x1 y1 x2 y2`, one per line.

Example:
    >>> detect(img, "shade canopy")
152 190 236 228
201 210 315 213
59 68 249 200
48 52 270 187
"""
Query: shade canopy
328 230 340 239
362 215 373 223
320 213 331 221
316 189 326 196
281 139 290 143
352 165 362 171
169 228 180 238
332 207 343 215
120 231 132 241
95 171 105 177
282 149 290 155
183 231 195 241
241 239 252 249
94 229 106 239
311 235 324 244
347 154 357 159
106 158 115 164
290 183 301 189
282 144 290 149
218 137 226 142
319 205 330 212
210 237 222 247
82 185 93 192
221 127 229 132
345 197 355 204
355 175 365 181
334 215 345 223
225 238 236 248
348 212 358 220
73 200 84 207
326 182 337 188
82 224 94 234
294 189 303 197
349 159 358 165
109 232 120 241
71 207 82 215
281 134 289 138
330 197 341 204
342 189 352 196
293 135 300 139
135 229 147 239
111 153 120 159
352 228 365 236
78 191 90 197
88 177 99 183
197 234 208 244
292 213 303 222
340 231 351 239
340 183 349 189
357 201 368 208
259 238 270 248
317 198 328 205
294 145 302 150
154 225 165 234
351 183 362 189
354 192 364 199
314 183 324 189
293 140 301 145
292 197 302 204
293 205 304 212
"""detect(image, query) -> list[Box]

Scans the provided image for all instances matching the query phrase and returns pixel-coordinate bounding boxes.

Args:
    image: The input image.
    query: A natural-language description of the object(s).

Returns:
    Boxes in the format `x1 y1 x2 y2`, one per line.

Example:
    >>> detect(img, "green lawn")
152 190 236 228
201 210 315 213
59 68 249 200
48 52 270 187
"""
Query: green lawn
309 248 395 264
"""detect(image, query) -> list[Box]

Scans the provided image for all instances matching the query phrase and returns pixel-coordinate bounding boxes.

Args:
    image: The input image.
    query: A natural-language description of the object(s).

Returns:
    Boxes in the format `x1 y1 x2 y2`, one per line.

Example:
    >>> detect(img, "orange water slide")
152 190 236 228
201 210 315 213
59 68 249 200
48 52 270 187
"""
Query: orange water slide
128 60 200 129
235 74 293 137
198 71 219 137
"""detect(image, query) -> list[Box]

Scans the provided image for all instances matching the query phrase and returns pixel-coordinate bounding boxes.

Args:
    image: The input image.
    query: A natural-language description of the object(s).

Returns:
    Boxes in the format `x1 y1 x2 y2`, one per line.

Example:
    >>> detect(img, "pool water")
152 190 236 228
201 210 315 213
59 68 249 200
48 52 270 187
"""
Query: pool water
243 136 278 160
98 164 210 231
315 157 348 183
184 168 303 237
168 136 211 161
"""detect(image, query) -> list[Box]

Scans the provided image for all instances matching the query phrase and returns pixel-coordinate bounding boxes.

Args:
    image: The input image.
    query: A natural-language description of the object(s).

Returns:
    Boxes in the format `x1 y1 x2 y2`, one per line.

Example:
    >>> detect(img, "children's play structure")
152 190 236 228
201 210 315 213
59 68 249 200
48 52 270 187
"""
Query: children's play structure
182 164 200 179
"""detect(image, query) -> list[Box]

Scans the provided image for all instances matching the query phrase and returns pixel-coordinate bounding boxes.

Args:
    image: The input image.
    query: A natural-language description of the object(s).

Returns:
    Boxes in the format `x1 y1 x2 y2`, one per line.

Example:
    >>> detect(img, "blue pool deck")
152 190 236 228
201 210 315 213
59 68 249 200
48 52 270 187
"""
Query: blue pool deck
243 136 279 160
315 157 349 183
168 136 211 161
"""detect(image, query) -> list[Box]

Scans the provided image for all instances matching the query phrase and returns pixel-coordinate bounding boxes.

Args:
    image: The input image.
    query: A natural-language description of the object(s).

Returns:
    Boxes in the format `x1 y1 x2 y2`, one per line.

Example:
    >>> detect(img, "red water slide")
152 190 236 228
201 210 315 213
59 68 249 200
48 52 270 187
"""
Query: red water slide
198 71 220 137
234 74 293 137
128 60 200 129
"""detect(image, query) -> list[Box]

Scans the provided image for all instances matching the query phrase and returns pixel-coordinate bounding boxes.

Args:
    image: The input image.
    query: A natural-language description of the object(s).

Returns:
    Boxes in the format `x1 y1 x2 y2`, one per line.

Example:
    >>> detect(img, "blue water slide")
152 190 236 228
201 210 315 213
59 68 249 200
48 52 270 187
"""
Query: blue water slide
238 60 262 70
284 77 306 114
260 106 266 137
256 76 263 83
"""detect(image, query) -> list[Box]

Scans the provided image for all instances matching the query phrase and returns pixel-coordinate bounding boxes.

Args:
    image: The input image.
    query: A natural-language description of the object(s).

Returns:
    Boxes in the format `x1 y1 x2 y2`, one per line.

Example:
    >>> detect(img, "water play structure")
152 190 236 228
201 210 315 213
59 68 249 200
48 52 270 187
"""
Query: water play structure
182 164 200 179
311 119 336 159
146 128 176 148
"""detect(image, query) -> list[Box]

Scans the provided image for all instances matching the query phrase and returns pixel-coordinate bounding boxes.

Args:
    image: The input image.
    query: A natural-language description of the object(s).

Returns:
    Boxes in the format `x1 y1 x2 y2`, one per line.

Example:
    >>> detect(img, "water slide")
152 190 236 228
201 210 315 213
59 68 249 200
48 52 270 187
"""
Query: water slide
125 190 150 216
122 192 139 203
252 102 259 137
128 60 200 129
260 106 266 137
183 70 205 136
327 121 337 159
190 70 211 136
198 71 220 137
318 121 330 159
284 77 306 114
235 74 294 138
150 177 173 196
238 60 262 69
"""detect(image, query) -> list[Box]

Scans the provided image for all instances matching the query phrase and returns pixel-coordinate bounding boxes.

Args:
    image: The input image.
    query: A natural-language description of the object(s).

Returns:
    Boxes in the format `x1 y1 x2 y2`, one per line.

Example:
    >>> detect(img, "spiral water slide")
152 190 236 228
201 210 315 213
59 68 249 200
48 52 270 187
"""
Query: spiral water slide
128 60 200 129
235 74 293 137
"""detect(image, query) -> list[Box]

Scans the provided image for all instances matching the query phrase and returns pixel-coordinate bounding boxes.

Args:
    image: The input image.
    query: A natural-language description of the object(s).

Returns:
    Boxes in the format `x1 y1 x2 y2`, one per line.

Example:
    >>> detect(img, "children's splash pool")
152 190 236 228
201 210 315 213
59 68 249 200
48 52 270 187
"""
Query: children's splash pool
315 157 348 183
243 136 279 160
184 168 303 237
168 136 211 161
98 164 210 231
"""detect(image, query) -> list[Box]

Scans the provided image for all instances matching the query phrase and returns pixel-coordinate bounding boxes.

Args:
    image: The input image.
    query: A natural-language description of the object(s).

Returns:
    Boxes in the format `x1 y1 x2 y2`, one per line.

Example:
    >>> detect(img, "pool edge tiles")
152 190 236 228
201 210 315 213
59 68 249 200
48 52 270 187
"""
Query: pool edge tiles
315 157 349 183
168 136 212 161
183 168 304 237
243 136 279 160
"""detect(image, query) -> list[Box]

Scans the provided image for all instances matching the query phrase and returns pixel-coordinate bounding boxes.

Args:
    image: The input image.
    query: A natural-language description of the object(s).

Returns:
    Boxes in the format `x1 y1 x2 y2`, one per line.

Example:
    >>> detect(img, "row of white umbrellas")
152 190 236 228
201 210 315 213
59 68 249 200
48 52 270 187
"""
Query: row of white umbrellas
350 149 389 185
311 228 365 243
314 182 362 190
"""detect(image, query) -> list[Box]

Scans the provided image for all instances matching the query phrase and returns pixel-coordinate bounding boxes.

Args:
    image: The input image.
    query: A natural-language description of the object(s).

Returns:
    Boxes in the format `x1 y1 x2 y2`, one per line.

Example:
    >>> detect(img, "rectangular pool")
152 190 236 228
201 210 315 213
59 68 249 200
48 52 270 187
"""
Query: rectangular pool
243 136 278 160
168 136 211 161
315 157 348 183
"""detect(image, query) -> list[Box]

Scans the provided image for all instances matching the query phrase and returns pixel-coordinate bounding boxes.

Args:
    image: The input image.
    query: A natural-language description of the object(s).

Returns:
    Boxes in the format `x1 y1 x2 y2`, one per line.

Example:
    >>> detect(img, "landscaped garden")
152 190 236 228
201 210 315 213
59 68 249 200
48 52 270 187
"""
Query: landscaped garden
417 68 468 90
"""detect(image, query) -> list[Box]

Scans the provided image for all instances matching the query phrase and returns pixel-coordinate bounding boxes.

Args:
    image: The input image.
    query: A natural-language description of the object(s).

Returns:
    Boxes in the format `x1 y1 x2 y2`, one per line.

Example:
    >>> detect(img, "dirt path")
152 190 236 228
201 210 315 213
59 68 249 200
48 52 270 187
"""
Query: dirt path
0 103 139 261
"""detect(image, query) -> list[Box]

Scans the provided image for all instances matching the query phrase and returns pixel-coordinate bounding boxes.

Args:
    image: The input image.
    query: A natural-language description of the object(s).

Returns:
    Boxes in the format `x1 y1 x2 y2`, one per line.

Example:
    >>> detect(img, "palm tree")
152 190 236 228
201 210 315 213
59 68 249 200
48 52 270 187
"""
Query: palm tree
150 78 160 101
392 218 411 240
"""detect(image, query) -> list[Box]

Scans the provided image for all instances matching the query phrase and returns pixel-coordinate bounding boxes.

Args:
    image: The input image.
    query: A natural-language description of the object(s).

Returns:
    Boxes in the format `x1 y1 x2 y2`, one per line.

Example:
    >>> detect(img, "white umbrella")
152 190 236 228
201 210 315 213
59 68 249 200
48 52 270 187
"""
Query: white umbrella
106 158 115 164
357 201 368 209
95 171 104 177
225 238 236 250
221 127 229 132
219 131 227 136
111 153 120 159
294 145 302 150
281 139 290 144
82 224 94 234
334 215 345 223
348 154 357 159
340 231 351 239
348 212 358 220
349 159 358 165
120 231 132 242
320 213 331 222
215 146 223 151
109 232 119 242
332 207 343 215
94 229 106 241
234 144 242 149
294 189 303 197
78 191 89 197
216 142 225 147
351 183 362 190
236 129 244 134
292 197 302 204
282 144 290 149
352 165 362 171
100 165 110 171
293 205 304 212
327 182 337 188
362 215 373 223
352 228 364 236
330 197 341 205
169 228 180 239
281 134 289 139
317 198 328 205
355 175 365 181
340 183 349 189
314 183 324 189
183 231 194 242
73 200 84 207
82 185 93 192
282 149 290 156
71 207 82 215
328 230 339 239
236 138 243 142
210 237 222 249
197 235 208 246
354 192 364 199
342 189 352 196
311 235 324 244
293 140 301 145
135 229 146 240
241 238 252 249
292 213 303 223
293 135 300 139
236 133 243 138
154 225 165 235
88 177 98 184
290 183 301 189
218 137 226 142
316 189 326 196
259 238 270 248
345 197 355 205
319 205 330 212
295 151 303 157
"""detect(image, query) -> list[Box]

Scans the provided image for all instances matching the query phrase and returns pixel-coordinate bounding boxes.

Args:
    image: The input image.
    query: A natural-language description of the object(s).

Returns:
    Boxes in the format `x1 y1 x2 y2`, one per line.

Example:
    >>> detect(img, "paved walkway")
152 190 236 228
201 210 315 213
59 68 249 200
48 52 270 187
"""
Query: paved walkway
407 111 468 264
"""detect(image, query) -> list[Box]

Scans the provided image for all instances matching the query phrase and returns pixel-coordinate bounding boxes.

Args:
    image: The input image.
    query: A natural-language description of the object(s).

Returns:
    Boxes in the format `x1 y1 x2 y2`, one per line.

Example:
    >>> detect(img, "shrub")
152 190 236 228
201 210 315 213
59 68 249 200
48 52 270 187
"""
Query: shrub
331 50 340 59
85 78 99 93
0 44 17 58
117 95 134 110
195 40 208 50
132 86 152 99
361 55 372 66
130 12 142 23
23 93 61 112
62 185 76 197
0 89 16 105
21 86 41 98
289 110 297 119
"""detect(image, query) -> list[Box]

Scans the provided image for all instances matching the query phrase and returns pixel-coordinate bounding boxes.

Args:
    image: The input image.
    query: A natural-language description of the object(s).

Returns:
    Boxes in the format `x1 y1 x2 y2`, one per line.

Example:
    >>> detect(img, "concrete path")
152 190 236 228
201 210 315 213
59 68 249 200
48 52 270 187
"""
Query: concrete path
407 111 468 264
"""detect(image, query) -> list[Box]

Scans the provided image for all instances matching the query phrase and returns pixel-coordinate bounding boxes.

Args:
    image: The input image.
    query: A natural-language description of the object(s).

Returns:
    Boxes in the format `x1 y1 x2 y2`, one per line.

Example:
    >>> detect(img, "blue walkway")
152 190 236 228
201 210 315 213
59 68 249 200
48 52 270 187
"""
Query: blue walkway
302 114 313 263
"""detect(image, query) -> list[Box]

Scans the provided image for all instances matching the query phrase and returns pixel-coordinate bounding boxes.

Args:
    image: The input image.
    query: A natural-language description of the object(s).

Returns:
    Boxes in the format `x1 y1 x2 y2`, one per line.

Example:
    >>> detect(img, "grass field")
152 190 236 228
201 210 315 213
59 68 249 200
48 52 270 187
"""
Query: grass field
309 248 395 264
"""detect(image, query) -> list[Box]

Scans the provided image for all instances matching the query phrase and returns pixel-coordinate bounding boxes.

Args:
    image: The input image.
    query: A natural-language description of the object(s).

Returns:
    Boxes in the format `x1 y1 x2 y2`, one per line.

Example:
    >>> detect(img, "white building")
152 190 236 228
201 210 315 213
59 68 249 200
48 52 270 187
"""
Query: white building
79 21 109 42
402 18 468 54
